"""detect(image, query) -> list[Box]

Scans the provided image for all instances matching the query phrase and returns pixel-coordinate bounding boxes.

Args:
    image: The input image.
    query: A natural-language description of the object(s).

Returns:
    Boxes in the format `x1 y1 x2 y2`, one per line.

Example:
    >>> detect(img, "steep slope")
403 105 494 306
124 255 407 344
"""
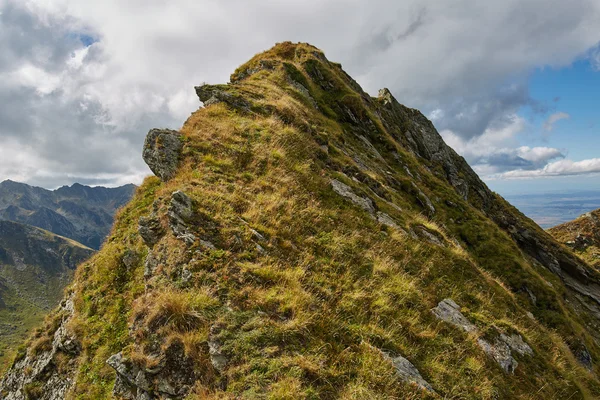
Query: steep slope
3 42 600 399
549 209 600 269
0 181 136 249
0 221 93 369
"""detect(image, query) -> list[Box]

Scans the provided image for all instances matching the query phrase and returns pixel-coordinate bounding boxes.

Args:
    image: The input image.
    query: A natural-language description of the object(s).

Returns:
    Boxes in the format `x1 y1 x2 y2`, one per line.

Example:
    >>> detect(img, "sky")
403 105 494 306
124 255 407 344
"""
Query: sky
0 0 599 196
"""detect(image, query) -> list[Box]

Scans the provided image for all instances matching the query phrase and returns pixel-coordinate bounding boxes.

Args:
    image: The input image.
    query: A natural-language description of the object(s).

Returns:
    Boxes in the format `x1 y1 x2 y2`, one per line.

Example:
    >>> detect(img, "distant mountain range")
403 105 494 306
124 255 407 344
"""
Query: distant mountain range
0 180 136 249
0 220 94 367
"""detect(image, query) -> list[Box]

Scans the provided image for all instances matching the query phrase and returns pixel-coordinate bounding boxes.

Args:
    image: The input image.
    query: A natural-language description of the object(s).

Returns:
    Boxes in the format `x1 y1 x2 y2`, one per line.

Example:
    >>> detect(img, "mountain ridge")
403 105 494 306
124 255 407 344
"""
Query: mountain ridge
0 181 136 249
2 42 600 399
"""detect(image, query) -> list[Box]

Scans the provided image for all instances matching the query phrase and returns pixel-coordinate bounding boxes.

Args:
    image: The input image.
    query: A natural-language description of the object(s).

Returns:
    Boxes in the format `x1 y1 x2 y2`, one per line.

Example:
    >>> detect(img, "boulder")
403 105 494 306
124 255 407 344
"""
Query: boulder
142 128 182 181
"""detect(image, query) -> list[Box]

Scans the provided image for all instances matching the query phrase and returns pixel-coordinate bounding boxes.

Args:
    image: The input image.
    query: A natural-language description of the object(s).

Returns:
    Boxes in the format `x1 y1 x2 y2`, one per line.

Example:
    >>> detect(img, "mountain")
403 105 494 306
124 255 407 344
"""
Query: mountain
549 209 600 269
3 42 600 399
0 221 93 369
0 181 136 249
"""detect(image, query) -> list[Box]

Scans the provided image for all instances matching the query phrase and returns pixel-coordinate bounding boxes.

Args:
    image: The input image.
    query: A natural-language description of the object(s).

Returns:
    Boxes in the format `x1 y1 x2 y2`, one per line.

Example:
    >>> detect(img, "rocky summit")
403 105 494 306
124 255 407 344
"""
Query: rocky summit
3 42 600 399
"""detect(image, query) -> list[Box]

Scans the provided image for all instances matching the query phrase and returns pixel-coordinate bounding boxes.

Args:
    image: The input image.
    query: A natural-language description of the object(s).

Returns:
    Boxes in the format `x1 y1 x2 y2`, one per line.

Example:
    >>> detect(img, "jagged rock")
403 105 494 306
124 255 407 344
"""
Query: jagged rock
195 84 251 111
390 354 436 393
168 191 197 245
364 342 435 394
144 251 159 278
142 128 183 181
432 299 532 373
138 213 164 247
331 179 375 214
477 338 517 374
431 298 477 332
0 298 78 400
377 212 400 230
107 340 196 399
413 226 444 247
501 333 533 356
250 228 266 242
476 333 532 374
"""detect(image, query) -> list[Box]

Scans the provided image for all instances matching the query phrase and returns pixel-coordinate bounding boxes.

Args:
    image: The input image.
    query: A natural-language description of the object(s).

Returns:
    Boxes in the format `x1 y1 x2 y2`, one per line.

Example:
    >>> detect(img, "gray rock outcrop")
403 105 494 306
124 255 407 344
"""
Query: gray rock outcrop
0 298 79 400
168 191 197 245
331 179 375 214
142 128 183 181
138 213 164 247
431 298 533 373
431 298 476 333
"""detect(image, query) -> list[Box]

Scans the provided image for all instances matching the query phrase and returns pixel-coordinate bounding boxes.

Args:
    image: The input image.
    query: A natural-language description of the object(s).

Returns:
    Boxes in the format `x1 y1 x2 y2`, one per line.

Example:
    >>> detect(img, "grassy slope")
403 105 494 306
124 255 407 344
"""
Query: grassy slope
0 223 93 370
12 43 600 399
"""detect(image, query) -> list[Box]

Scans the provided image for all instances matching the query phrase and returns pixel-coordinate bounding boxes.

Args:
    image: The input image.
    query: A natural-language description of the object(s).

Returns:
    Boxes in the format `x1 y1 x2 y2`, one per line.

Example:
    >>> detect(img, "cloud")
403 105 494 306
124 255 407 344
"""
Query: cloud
500 158 600 178
440 115 565 176
0 0 599 187
543 111 570 131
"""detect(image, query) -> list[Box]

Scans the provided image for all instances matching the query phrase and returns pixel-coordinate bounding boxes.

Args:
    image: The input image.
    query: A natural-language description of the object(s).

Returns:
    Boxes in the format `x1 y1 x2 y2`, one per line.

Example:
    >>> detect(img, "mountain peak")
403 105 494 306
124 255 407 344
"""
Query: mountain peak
4 43 600 399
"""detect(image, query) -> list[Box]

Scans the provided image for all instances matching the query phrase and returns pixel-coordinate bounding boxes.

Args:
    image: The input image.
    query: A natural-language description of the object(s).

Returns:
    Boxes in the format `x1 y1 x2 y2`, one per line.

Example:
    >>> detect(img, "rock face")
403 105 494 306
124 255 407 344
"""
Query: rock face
0 298 79 400
5 42 600 398
106 338 197 399
142 129 183 182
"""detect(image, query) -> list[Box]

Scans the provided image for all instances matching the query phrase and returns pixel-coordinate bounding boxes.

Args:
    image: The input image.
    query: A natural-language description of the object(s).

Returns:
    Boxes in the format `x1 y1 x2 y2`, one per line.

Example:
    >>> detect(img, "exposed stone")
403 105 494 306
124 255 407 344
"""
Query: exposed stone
200 239 216 250
501 333 533 356
431 298 476 332
377 212 400 230
195 84 252 111
144 251 159 278
208 325 228 373
181 267 192 285
0 298 79 399
413 226 445 247
331 179 375 214
138 213 164 247
364 342 435 394
168 191 197 245
107 339 196 399
122 249 140 270
390 354 436 393
477 338 517 374
250 228 266 242
142 128 182 181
